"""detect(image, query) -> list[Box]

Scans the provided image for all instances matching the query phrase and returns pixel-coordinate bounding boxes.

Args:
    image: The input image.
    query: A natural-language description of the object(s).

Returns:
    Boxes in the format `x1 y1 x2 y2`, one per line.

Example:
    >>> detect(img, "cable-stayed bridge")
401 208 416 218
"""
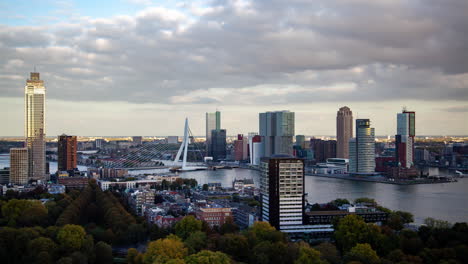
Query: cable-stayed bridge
91 118 207 171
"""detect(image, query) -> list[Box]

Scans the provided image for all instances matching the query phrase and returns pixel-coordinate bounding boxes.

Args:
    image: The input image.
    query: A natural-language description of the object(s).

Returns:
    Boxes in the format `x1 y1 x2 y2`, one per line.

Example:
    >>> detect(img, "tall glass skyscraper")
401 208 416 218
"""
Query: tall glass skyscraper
205 111 221 155
349 119 375 174
25 72 46 181
259 111 295 157
396 110 416 168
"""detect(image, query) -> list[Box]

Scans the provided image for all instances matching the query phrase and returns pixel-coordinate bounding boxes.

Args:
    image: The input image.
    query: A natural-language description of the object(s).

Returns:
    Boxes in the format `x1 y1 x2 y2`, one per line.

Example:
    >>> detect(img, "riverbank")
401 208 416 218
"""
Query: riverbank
305 173 455 185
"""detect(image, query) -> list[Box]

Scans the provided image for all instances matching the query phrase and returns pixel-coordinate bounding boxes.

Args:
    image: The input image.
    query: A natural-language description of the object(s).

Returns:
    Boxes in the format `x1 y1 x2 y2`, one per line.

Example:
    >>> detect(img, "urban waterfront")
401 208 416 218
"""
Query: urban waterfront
175 167 468 225
5 151 465 226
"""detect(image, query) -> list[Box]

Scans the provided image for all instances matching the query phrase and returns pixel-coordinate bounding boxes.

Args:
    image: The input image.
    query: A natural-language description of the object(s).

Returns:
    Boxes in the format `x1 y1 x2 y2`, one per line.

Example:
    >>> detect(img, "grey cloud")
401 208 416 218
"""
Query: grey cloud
441 106 468 112
0 0 467 105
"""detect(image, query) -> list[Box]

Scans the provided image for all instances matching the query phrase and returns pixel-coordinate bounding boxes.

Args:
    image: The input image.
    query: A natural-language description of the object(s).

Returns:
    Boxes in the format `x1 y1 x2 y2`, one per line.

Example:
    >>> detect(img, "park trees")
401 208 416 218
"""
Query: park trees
144 235 188 264
344 243 381 264
57 224 86 252
175 215 203 240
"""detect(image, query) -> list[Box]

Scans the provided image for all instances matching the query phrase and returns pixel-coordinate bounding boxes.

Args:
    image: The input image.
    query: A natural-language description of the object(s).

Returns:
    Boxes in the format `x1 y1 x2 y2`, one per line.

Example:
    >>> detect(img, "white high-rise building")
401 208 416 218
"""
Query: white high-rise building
349 119 375 174
260 157 304 230
10 148 28 185
25 72 46 181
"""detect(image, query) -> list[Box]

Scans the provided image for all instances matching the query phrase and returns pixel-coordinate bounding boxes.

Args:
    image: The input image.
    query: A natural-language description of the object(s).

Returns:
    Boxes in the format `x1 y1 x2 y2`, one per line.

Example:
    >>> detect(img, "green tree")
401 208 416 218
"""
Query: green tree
70 251 88 264
144 235 188 264
57 257 73 264
185 250 231 264
344 243 380 264
94 241 113 264
295 243 326 264
247 221 285 245
28 237 57 260
217 233 249 262
127 248 143 264
331 198 350 206
424 218 452 229
57 224 86 252
175 215 203 240
315 242 341 264
387 211 414 230
219 216 239 234
2 199 47 226
334 215 380 252
354 198 377 206
185 231 207 254
36 251 52 264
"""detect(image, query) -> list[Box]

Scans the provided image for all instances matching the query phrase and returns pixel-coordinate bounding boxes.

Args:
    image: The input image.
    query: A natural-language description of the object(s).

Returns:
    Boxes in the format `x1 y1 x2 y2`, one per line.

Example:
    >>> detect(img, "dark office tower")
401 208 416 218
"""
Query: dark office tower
260 156 305 230
336 106 353 159
210 129 226 161
259 111 295 157
310 138 337 163
396 109 415 168
206 111 221 155
58 134 78 172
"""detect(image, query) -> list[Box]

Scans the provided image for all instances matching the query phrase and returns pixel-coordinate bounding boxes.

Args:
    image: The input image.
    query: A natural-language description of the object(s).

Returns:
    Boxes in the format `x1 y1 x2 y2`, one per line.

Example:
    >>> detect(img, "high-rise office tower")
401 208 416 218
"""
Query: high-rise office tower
58 134 78 172
206 111 221 155
349 119 375 174
310 138 337 163
210 129 226 161
396 109 415 168
249 133 263 165
25 72 46 181
259 111 295 157
234 134 248 161
10 148 28 185
260 156 304 230
336 106 353 159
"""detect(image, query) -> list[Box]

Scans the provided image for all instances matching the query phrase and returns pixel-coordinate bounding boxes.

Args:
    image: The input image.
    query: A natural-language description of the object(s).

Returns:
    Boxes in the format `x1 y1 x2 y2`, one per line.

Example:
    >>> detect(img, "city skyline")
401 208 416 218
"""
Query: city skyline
1 1 467 136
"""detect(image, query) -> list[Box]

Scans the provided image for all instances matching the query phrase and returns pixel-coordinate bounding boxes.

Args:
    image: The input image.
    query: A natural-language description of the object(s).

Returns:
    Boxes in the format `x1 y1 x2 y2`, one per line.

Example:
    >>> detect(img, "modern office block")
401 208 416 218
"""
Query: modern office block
396 110 416 168
259 111 295 157
349 119 375 174
206 111 221 155
10 148 28 185
58 134 78 172
210 129 226 161
260 156 305 230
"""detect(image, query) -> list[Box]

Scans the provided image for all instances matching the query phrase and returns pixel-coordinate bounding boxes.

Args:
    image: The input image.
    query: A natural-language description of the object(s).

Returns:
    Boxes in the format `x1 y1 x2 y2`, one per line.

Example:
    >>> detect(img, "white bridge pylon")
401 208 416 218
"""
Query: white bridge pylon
173 118 206 171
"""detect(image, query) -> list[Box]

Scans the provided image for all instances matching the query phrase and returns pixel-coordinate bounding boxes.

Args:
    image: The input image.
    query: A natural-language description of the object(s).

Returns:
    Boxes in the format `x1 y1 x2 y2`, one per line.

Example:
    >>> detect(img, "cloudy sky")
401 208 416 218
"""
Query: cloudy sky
1 0 467 136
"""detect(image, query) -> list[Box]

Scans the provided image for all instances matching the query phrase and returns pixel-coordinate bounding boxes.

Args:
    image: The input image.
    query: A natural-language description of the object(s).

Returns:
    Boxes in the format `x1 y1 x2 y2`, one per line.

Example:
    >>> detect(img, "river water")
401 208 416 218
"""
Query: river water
1 154 467 224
